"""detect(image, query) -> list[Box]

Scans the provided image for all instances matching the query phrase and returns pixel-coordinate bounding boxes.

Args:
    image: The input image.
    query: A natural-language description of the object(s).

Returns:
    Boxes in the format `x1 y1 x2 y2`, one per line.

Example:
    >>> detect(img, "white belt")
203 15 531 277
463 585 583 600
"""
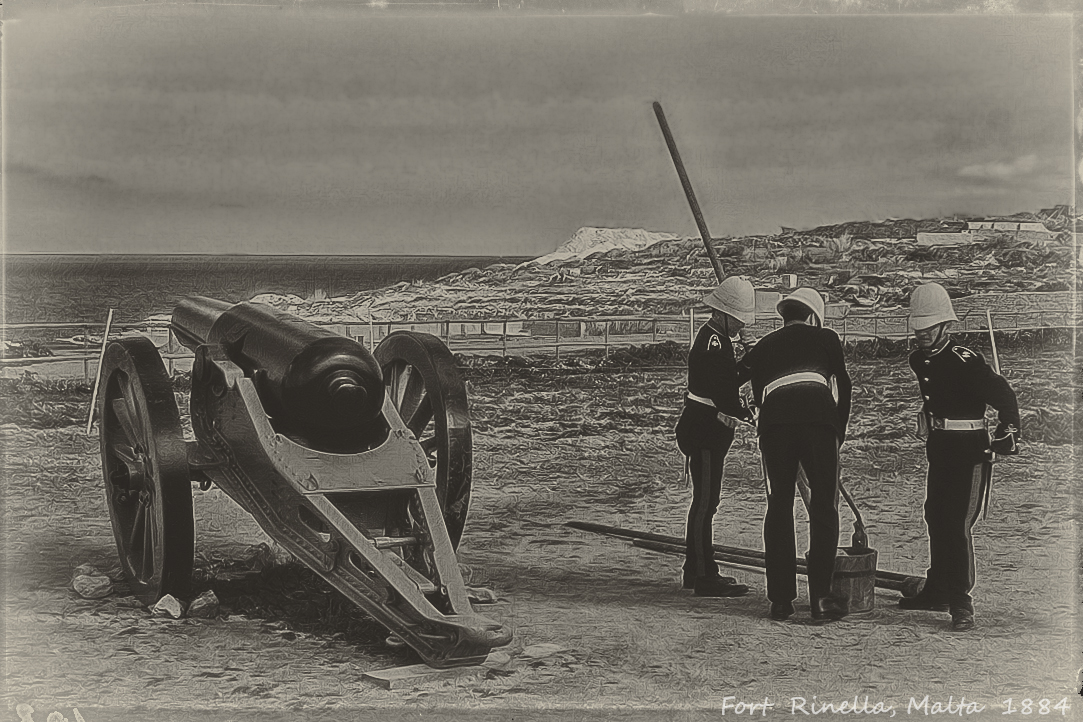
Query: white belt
763 372 830 399
930 417 985 431
687 392 715 408
686 392 745 428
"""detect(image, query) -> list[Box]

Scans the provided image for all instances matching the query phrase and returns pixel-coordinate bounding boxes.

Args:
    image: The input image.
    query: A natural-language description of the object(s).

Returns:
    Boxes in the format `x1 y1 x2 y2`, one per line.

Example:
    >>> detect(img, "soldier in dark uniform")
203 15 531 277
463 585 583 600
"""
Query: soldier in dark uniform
735 288 852 622
674 277 755 597
902 282 1020 631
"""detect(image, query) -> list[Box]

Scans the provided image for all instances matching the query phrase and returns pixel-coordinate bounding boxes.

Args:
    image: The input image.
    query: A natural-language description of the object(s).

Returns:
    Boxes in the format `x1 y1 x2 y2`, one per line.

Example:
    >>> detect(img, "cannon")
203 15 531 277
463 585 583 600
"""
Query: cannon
96 296 511 668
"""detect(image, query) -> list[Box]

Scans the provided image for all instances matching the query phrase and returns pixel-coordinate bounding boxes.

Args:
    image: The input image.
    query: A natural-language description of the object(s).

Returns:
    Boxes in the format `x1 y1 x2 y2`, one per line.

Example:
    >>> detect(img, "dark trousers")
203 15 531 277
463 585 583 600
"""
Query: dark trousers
922 431 989 611
759 424 840 602
683 435 733 581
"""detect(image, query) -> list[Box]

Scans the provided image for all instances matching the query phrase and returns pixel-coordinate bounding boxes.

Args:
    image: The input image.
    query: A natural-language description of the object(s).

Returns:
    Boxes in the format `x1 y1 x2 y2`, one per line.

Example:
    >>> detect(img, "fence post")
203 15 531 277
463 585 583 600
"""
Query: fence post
167 326 175 375
604 319 610 359
652 318 657 345
841 317 847 345
83 324 90 382
689 308 695 349
503 320 508 358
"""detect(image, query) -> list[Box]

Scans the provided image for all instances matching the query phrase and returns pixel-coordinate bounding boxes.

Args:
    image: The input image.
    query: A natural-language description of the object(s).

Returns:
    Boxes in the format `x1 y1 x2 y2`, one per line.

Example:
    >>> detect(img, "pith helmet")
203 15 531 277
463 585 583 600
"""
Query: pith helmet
777 288 825 327
909 282 958 330
702 277 756 325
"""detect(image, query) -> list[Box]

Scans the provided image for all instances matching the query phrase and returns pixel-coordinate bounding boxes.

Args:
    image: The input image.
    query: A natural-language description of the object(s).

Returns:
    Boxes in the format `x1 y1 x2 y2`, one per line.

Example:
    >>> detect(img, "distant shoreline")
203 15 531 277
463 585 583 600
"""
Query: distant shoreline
3 254 537 324
4 253 539 264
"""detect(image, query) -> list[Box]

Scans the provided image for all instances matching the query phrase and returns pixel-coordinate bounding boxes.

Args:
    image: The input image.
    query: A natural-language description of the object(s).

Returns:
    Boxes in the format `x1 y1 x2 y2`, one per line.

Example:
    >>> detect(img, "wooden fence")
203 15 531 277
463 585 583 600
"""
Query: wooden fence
2 305 1077 381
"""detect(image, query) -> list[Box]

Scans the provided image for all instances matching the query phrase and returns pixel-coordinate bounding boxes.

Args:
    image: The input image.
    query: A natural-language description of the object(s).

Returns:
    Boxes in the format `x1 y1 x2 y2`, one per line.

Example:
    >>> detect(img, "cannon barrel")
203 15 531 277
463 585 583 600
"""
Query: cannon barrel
172 296 385 449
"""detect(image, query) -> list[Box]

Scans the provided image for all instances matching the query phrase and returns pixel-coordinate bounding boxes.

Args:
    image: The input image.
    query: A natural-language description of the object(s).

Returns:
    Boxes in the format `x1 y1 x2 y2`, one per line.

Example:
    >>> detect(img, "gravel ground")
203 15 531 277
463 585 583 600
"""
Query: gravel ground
0 345 1078 722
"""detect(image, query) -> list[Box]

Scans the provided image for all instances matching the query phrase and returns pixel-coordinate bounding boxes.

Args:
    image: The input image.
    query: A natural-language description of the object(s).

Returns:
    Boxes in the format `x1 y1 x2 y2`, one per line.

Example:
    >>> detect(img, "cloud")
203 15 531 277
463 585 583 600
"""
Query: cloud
957 154 1039 180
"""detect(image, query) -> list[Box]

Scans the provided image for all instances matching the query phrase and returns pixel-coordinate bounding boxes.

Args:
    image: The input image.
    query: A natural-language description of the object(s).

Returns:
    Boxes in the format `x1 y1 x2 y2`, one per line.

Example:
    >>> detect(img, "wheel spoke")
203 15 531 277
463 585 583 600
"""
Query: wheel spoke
129 501 146 560
407 395 433 438
142 502 155 580
111 443 138 465
111 397 142 450
419 436 439 467
388 363 408 409
398 369 426 423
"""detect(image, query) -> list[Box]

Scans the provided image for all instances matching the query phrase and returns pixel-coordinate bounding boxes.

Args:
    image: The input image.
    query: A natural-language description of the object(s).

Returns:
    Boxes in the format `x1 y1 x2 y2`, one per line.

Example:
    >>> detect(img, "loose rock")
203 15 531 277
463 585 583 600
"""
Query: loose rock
520 643 566 659
72 564 101 579
151 594 184 619
466 586 499 604
72 574 113 599
187 590 220 619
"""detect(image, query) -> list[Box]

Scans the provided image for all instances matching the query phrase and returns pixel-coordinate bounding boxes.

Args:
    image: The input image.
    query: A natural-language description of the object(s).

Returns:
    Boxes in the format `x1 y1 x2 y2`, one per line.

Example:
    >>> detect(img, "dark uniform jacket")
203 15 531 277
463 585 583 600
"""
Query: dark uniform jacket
908 339 1020 454
675 320 744 454
735 324 852 442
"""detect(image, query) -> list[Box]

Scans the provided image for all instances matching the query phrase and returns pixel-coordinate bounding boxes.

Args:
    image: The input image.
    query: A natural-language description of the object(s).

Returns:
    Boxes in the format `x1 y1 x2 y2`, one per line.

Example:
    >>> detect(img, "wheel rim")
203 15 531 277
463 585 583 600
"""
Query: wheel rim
375 332 472 549
99 337 193 605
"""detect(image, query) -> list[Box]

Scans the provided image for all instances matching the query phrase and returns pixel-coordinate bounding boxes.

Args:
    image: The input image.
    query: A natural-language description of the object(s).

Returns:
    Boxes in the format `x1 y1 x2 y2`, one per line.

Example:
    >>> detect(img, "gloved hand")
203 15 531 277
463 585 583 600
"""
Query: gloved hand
717 412 739 429
989 423 1020 455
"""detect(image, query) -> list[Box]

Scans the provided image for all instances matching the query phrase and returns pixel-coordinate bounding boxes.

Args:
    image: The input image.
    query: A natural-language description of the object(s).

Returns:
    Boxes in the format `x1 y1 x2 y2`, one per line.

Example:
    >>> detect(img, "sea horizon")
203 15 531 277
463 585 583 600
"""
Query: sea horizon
3 252 539 261
3 253 535 325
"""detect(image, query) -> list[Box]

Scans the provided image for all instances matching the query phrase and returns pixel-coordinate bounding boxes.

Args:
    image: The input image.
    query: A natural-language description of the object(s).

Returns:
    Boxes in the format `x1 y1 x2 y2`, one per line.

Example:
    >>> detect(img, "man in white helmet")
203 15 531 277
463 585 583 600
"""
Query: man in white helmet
902 282 1020 632
674 276 755 597
735 287 852 622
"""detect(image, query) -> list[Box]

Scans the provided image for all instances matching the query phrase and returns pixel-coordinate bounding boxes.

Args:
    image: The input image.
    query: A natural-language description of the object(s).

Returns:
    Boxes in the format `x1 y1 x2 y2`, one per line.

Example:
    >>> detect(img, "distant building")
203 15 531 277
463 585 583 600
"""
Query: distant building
916 231 975 247
963 219 1056 243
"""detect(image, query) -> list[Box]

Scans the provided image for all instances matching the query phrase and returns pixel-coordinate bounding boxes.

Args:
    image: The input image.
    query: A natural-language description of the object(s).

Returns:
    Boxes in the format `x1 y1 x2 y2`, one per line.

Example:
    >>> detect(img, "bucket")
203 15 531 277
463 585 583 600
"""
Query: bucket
829 546 877 613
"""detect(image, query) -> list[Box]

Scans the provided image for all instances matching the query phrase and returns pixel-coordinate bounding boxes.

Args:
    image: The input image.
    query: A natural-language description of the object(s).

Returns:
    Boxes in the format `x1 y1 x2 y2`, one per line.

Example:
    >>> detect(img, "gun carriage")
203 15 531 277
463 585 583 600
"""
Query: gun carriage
96 296 511 668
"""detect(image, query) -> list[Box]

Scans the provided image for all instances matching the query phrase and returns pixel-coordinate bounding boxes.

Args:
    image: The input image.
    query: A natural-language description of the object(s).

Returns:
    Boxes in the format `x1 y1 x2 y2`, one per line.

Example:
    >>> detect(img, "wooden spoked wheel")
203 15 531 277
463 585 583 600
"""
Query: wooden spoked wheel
374 332 472 550
98 337 193 606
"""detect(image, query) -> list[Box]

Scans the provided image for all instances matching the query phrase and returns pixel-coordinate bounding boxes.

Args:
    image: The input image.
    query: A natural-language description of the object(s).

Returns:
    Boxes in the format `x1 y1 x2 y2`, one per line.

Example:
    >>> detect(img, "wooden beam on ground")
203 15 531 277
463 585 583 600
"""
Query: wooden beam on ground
361 651 513 690
361 662 486 690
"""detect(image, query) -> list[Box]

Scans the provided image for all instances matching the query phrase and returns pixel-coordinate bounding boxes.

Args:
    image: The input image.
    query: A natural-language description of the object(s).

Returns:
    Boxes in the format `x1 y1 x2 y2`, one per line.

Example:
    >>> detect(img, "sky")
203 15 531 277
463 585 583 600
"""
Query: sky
2 6 1074 257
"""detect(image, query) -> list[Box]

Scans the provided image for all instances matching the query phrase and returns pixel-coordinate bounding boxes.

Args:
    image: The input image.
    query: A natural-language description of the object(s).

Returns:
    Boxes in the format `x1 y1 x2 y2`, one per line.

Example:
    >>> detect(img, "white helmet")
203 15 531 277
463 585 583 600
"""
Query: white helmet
777 288 825 327
909 282 958 330
702 277 756 325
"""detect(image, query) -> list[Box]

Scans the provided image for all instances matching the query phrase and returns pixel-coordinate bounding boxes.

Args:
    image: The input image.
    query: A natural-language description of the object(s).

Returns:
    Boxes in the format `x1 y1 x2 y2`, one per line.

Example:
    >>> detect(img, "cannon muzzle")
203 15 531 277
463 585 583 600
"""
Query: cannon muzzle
172 296 385 451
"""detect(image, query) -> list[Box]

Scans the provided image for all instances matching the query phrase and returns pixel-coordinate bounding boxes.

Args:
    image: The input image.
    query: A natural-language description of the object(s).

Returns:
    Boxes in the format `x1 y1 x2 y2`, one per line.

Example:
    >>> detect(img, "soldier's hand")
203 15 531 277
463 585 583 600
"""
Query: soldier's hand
717 412 739 429
990 424 1019 455
736 405 755 425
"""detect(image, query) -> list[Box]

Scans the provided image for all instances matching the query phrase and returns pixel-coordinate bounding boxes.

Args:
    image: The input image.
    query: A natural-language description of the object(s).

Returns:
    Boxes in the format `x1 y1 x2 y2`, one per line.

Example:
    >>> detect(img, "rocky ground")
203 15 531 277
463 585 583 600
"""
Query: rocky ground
0 340 1078 722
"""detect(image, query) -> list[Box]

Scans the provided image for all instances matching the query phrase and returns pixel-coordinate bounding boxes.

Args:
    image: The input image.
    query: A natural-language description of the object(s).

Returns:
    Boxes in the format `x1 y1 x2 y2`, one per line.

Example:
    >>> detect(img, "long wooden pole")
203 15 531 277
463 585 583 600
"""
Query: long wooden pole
985 309 1001 374
632 538 917 594
653 101 725 284
564 520 922 591
85 308 115 436
653 101 874 553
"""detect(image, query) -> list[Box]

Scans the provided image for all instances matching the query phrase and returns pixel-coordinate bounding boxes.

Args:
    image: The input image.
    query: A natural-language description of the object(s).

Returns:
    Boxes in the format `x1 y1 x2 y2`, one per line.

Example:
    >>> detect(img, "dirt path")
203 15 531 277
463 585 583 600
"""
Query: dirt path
1 347 1078 720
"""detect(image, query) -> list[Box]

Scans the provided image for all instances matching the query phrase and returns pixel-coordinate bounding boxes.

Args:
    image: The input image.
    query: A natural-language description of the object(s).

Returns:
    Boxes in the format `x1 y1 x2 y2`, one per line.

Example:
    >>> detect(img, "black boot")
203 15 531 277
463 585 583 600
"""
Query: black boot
810 595 848 621
683 573 737 590
898 590 950 611
950 606 975 631
693 577 749 597
769 601 795 621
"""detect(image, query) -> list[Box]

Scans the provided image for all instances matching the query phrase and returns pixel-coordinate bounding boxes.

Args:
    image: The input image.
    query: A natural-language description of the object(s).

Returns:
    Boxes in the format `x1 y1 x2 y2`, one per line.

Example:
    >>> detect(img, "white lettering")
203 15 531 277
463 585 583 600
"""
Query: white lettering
722 697 775 716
